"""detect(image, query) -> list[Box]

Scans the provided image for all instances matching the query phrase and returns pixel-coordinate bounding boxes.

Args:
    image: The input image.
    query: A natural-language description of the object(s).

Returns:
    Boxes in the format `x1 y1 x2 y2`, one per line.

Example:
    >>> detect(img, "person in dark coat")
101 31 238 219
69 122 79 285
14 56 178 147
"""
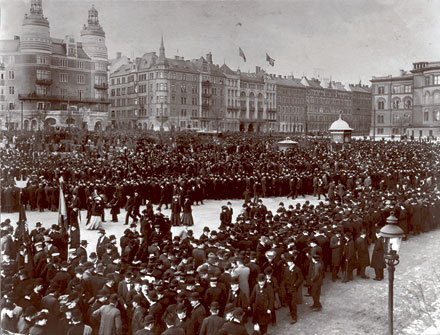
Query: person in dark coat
125 194 137 226
96 229 109 260
371 232 386 281
310 254 324 311
199 301 224 335
329 231 343 281
187 292 206 335
91 293 122 335
218 307 248 335
342 233 355 283
355 231 370 279
282 255 304 323
250 273 274 335
170 195 182 226
109 194 120 222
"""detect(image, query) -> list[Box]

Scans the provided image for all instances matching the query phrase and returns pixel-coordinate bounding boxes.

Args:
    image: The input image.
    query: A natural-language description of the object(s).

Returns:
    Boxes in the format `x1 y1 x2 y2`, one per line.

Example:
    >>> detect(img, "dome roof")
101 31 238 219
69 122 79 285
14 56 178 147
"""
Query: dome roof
329 115 353 131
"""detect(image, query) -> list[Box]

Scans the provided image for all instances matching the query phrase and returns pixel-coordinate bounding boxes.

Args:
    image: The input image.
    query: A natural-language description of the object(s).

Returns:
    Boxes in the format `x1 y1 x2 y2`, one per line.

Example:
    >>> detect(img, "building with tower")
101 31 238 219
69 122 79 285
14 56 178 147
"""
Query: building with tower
0 0 109 131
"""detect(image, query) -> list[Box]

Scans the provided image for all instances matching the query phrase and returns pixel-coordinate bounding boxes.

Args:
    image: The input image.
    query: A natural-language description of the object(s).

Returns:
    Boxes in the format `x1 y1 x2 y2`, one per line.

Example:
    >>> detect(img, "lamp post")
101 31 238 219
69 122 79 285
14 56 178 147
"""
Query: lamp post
379 212 404 335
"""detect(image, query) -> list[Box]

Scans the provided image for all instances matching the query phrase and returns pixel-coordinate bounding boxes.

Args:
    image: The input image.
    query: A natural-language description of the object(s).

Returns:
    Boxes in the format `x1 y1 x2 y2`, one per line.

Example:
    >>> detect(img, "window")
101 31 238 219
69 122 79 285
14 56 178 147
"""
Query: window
8 86 14 95
37 55 48 64
60 73 68 83
60 87 68 96
181 109 187 117
182 74 186 81
377 115 384 124
156 83 167 91
392 86 401 94
60 58 68 67
77 75 85 84
8 102 15 110
404 85 412 93
122 77 126 84
434 75 440 85
60 103 68 110
377 128 384 134
95 63 106 71
181 97 187 104
424 111 429 121
36 86 47 96
425 76 431 86
181 85 186 93
392 99 400 109
404 100 412 109
37 102 48 110
36 70 50 80
378 86 385 94
77 61 85 69
8 71 14 80
77 89 84 98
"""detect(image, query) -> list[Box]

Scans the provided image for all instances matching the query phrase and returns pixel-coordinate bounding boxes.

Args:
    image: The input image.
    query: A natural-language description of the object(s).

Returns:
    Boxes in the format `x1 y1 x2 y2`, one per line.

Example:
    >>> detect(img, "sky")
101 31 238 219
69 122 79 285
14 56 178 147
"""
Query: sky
1 0 439 84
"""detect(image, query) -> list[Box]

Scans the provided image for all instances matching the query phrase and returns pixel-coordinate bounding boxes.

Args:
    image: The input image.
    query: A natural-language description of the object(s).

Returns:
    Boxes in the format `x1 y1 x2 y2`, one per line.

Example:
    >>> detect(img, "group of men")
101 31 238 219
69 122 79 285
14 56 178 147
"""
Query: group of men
1 130 440 335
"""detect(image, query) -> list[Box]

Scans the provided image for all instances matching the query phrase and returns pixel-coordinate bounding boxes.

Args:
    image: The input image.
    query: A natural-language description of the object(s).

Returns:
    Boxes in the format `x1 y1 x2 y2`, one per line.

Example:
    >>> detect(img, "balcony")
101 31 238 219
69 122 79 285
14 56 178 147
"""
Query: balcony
36 78 52 85
202 80 211 86
18 93 110 104
202 92 211 98
202 102 210 107
94 83 108 90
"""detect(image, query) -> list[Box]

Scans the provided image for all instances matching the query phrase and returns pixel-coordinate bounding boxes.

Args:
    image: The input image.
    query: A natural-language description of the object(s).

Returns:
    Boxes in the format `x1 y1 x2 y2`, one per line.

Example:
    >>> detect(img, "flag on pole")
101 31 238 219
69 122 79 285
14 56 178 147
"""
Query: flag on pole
239 47 246 62
266 53 275 66
58 178 67 232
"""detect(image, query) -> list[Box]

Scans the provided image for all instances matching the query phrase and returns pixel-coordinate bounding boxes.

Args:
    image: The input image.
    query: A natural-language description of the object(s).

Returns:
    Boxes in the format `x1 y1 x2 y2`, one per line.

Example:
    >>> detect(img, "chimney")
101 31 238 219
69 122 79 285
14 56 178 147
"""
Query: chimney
116 52 121 59
14 35 20 40
256 66 261 73
206 52 213 64
400 69 406 76
288 75 294 80
278 75 282 78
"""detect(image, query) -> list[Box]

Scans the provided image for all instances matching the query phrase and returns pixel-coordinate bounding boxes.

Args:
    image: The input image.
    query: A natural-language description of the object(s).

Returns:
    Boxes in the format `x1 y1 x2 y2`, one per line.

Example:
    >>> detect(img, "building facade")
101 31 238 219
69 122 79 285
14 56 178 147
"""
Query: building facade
371 61 440 139
0 0 109 131
109 42 372 134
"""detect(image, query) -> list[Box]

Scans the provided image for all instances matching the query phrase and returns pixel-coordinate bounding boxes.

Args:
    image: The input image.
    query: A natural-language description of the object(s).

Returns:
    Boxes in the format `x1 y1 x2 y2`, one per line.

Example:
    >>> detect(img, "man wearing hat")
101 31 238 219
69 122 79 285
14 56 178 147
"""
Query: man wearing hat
310 254 324 311
76 240 88 260
250 273 274 335
231 257 250 299
187 292 206 335
199 301 224 335
226 276 249 317
282 254 304 324
96 229 109 260
146 290 165 335
218 307 248 335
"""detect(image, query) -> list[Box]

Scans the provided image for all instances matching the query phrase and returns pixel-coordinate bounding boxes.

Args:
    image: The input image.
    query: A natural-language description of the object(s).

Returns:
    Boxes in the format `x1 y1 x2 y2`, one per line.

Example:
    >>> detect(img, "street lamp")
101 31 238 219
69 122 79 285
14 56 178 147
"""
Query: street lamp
379 212 404 335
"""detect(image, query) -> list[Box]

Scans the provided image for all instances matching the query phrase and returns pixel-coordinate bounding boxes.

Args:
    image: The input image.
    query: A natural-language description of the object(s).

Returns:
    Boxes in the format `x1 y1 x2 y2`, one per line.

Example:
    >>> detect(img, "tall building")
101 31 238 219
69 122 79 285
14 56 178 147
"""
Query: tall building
371 61 440 139
0 0 109 131
109 43 371 134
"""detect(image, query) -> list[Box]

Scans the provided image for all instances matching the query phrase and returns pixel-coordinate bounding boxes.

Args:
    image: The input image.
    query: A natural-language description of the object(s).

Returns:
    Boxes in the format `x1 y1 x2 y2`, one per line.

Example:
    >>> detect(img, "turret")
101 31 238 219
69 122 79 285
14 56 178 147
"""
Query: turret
20 0 51 54
80 5 107 60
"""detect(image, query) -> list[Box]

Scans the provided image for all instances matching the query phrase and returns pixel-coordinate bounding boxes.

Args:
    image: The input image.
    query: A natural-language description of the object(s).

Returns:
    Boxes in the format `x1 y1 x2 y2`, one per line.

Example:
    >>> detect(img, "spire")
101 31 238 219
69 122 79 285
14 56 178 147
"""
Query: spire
159 35 165 58
158 36 166 65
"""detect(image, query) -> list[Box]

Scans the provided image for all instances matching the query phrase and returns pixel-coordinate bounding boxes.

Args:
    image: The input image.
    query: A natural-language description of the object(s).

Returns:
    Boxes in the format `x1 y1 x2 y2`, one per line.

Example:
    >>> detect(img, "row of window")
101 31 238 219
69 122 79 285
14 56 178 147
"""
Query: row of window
113 72 201 85
377 99 412 110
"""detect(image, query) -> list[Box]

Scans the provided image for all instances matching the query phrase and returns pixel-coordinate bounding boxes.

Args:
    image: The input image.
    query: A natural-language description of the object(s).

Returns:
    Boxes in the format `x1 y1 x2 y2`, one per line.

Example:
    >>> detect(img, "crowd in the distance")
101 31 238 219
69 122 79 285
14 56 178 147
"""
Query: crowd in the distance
1 130 440 335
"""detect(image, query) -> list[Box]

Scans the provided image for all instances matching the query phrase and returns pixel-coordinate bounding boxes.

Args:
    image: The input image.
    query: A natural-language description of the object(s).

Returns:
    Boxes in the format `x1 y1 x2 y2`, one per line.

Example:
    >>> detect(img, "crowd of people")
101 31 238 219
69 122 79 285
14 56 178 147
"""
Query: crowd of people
1 130 440 335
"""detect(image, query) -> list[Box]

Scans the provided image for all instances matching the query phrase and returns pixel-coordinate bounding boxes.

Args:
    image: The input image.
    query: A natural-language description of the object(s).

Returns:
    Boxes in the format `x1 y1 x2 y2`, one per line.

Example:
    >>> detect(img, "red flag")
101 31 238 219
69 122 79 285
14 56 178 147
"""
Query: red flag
239 47 246 62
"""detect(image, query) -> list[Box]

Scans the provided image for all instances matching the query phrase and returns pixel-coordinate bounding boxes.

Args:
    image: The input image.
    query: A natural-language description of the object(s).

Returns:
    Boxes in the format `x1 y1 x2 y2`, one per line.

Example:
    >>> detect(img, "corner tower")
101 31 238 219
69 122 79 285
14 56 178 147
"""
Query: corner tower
80 5 107 60
20 0 51 53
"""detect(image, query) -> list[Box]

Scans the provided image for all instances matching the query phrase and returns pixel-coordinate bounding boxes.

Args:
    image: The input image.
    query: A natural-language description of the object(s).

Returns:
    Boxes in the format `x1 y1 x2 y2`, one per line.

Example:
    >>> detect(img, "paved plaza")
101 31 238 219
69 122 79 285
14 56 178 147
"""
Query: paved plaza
2 195 440 334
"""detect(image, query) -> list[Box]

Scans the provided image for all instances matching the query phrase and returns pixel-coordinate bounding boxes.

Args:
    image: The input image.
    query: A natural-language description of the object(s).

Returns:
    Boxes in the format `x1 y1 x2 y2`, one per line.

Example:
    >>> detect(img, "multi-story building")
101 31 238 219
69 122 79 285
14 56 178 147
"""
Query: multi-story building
274 75 306 133
370 71 413 138
0 0 109 131
371 61 440 139
109 43 371 134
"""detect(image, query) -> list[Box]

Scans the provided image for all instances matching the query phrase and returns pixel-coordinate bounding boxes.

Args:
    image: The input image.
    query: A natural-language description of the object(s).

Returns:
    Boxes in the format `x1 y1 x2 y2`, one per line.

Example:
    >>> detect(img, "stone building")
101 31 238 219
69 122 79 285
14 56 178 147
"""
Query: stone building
0 0 109 131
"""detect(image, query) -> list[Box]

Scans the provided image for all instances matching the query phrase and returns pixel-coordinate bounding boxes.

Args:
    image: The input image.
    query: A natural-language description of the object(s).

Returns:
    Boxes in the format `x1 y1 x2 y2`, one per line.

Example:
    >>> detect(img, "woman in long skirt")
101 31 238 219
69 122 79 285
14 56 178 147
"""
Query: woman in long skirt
181 197 194 226
86 196 104 230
